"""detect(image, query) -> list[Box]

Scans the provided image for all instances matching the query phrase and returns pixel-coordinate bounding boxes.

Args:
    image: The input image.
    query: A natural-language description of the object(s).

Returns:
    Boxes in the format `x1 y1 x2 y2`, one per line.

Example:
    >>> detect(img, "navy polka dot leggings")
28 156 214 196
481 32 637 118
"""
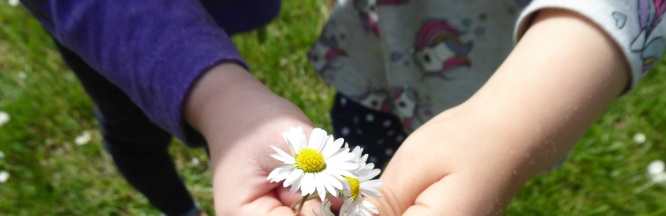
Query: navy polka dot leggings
330 93 407 168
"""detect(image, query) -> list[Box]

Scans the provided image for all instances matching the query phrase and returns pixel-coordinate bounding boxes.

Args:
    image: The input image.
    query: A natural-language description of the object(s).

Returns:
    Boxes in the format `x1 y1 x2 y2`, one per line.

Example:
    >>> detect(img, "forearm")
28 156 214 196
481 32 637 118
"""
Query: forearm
461 8 629 183
376 9 629 215
24 0 246 145
185 63 312 214
185 63 311 143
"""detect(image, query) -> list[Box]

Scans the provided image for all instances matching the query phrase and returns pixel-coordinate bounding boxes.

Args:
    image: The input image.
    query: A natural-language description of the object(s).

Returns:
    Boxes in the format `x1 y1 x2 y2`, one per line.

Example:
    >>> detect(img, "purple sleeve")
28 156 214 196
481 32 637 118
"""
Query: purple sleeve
23 0 250 146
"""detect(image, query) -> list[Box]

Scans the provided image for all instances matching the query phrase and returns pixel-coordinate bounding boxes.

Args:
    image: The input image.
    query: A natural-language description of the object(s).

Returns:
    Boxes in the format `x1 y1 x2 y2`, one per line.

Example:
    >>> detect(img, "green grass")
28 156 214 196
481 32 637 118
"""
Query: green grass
1 1 666 215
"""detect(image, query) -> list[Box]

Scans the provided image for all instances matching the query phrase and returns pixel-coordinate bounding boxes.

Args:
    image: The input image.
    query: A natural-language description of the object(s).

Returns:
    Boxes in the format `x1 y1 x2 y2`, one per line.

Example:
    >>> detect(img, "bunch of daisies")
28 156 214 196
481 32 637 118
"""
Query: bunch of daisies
267 126 383 216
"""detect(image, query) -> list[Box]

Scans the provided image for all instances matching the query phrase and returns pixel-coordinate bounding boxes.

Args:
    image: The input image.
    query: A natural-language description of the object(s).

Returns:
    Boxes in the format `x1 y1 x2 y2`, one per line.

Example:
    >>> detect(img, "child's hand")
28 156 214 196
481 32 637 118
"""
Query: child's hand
369 8 629 215
205 121 323 216
184 63 321 215
367 109 535 215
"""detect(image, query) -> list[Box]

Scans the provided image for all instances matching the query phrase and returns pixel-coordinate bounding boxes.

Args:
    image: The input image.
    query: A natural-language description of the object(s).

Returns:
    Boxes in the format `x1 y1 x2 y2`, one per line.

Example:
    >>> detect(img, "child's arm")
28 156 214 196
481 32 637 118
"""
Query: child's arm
185 63 320 215
370 9 629 215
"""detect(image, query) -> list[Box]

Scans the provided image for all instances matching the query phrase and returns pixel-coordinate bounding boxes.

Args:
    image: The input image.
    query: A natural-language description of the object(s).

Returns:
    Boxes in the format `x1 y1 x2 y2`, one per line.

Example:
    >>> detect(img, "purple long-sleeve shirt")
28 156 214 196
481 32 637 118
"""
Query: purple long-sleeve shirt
22 0 281 147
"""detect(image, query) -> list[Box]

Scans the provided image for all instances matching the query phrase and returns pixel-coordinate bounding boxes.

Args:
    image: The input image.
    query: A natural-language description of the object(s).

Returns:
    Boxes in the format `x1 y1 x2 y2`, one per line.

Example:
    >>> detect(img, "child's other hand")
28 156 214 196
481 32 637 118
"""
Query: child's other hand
185 63 321 215
368 8 629 215
367 109 528 215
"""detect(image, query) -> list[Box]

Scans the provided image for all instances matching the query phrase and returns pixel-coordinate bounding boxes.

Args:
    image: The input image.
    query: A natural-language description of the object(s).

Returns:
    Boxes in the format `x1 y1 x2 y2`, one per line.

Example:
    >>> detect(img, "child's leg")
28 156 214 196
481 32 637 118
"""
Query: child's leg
54 42 200 216
330 92 407 169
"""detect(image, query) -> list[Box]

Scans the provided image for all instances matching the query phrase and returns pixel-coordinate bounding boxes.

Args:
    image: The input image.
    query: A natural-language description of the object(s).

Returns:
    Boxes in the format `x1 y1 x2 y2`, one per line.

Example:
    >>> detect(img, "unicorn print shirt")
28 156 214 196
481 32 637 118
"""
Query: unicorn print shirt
309 0 666 132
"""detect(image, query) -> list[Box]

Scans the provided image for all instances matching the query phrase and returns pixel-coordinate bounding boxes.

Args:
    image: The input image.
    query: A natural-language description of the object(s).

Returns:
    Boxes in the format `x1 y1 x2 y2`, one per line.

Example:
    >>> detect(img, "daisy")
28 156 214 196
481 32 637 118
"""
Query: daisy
340 146 383 216
0 170 9 183
648 160 666 184
634 133 647 144
648 160 664 176
8 0 19 7
636 160 666 193
17 72 26 80
0 111 9 127
191 157 201 166
267 126 358 200
74 131 91 145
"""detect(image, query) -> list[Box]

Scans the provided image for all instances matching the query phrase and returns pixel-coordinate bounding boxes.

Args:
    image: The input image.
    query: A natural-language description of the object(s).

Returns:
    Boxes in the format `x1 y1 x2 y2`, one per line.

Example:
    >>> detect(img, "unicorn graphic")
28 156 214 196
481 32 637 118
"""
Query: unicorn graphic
352 86 391 112
354 0 380 36
309 22 348 80
413 20 473 79
391 87 422 131
632 0 666 72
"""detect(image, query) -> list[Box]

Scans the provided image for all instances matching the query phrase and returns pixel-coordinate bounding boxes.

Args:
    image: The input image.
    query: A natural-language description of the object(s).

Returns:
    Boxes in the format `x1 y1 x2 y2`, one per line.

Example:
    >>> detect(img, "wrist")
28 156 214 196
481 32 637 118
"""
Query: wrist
184 62 312 159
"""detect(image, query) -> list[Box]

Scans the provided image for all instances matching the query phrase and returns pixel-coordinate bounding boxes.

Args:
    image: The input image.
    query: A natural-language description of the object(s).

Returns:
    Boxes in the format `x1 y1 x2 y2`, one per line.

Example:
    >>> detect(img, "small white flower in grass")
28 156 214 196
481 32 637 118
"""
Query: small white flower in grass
17 72 26 80
648 160 665 176
634 133 647 144
74 131 91 145
267 126 358 200
0 171 9 183
0 111 10 127
648 160 666 185
0 150 4 159
635 160 666 193
339 146 383 216
191 157 200 166
653 173 666 184
8 0 19 7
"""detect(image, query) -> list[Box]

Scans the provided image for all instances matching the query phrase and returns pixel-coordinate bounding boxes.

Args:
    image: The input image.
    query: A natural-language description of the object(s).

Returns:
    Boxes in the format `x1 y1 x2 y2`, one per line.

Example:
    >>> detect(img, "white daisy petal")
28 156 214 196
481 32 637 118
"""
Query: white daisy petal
268 165 293 182
328 173 347 190
363 200 379 214
361 187 382 198
290 174 303 194
340 198 352 215
360 169 381 181
275 168 293 182
301 173 316 196
330 163 358 171
352 146 363 156
270 153 292 164
308 128 327 150
267 168 281 182
317 176 327 201
320 174 342 196
322 136 338 158
270 146 295 164
361 183 382 198
284 168 303 187
360 154 369 164
327 151 355 163
284 126 306 154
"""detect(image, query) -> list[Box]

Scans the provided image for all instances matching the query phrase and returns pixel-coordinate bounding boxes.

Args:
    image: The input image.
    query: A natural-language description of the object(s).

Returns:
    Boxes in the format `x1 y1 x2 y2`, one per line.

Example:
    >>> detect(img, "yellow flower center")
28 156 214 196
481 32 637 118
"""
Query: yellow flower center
295 148 326 173
343 176 360 200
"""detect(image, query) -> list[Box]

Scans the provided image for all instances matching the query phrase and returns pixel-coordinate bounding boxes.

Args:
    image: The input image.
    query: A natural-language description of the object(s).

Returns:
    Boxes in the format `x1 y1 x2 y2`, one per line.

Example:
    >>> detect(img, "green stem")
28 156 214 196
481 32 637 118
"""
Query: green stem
296 194 309 215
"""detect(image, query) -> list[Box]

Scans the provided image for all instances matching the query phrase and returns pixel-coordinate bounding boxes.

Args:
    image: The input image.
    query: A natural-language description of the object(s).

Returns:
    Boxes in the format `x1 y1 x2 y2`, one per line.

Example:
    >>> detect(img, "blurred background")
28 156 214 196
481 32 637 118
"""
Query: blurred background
2 1 666 215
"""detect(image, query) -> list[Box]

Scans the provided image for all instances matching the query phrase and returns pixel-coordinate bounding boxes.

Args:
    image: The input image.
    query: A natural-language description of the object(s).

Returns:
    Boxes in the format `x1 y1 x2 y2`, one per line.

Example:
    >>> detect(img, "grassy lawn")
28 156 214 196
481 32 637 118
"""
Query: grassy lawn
1 1 666 215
